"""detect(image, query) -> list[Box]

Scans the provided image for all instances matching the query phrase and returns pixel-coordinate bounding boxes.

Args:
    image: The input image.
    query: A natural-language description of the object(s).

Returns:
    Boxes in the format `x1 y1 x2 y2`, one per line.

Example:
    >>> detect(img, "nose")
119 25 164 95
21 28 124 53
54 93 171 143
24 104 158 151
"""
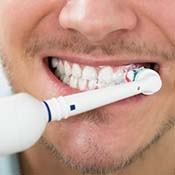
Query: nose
59 0 138 42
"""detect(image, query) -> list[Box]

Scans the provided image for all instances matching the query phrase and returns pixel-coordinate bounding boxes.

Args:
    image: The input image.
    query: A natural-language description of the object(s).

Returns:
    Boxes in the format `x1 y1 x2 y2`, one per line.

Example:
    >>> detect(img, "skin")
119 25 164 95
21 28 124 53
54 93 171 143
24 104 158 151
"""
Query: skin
1 0 175 175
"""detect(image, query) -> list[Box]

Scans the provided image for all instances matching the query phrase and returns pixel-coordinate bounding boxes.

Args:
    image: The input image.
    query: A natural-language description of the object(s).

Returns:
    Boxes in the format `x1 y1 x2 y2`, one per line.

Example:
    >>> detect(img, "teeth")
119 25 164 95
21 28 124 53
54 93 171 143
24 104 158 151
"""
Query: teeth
88 80 97 90
70 76 78 88
64 61 72 76
72 64 82 78
98 66 114 85
51 58 59 68
58 60 65 75
78 78 87 91
51 57 143 91
63 76 70 84
97 82 115 88
113 68 125 84
82 66 97 80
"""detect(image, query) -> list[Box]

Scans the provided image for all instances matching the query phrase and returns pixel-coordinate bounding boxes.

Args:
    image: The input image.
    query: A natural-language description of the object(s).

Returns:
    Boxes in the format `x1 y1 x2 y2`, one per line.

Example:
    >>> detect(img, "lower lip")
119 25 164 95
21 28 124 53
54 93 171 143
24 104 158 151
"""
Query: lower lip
43 61 146 106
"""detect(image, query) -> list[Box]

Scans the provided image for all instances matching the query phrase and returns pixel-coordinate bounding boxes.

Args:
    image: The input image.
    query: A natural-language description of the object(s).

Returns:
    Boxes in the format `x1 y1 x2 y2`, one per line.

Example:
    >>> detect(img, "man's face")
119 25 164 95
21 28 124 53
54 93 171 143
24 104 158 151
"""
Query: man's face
1 0 175 174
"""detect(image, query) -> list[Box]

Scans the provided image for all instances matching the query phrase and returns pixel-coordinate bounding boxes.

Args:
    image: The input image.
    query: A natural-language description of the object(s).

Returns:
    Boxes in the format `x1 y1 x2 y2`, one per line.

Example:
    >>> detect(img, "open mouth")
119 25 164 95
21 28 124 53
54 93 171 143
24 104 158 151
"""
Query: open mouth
44 56 160 91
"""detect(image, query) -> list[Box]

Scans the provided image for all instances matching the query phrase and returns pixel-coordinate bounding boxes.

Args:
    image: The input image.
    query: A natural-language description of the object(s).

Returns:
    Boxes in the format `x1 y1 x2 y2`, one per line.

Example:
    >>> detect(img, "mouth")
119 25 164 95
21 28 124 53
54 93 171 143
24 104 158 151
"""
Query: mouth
43 56 160 92
41 55 162 167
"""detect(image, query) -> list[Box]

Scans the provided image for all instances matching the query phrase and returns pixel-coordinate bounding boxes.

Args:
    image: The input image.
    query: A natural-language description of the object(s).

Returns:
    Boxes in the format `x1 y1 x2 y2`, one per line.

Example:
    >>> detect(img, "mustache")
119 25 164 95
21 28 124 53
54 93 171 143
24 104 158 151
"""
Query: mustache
24 33 174 61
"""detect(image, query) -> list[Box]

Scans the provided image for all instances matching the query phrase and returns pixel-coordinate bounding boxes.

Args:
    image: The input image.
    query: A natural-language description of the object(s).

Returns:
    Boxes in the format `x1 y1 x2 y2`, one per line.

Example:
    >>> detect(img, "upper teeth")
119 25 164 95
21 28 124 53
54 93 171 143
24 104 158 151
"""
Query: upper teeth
82 66 97 80
72 64 82 78
51 57 140 90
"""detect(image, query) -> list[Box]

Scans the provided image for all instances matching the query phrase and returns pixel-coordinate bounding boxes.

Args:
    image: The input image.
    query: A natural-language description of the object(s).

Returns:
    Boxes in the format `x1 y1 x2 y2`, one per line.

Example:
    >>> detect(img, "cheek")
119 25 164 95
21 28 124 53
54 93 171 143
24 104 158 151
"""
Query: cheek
5 57 57 100
134 1 175 47
0 4 36 49
0 0 63 54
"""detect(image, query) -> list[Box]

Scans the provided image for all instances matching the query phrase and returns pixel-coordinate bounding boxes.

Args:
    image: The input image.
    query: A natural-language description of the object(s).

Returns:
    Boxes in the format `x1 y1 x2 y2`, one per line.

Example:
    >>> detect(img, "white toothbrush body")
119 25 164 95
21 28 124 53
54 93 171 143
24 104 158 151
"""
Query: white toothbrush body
0 68 162 155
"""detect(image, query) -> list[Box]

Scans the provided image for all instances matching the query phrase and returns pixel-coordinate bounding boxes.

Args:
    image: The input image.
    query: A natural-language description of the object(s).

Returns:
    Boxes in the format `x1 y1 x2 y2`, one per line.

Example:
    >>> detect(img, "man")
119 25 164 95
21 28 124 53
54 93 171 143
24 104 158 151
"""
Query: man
0 0 175 175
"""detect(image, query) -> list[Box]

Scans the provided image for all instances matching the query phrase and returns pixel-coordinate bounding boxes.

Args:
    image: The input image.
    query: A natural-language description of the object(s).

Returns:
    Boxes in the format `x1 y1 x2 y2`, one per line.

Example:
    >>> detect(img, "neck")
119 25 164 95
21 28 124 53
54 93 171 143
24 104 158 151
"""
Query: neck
19 128 175 175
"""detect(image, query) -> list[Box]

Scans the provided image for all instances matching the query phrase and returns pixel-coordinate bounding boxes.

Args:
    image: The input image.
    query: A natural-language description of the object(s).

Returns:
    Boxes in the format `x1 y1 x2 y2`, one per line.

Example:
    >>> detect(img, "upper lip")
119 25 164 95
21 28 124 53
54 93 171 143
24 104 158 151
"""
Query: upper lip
41 51 162 67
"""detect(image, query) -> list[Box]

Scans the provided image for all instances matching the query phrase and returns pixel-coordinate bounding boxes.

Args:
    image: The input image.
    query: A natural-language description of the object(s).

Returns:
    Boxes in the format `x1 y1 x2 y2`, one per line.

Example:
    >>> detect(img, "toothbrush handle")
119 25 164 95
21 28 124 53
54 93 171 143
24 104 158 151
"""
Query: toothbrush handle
46 80 144 121
46 69 162 121
59 81 142 117
0 93 48 155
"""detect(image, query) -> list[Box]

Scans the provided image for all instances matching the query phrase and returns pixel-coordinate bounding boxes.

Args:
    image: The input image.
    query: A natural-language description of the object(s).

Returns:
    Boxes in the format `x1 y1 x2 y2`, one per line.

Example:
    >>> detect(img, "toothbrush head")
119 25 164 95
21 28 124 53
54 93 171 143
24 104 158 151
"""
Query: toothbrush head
124 67 162 95
135 68 162 95
124 67 145 82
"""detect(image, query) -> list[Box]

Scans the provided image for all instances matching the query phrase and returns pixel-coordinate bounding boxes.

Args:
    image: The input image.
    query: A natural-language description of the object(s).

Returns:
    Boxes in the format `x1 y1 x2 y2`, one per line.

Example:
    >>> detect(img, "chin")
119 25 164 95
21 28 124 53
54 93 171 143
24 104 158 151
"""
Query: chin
43 106 159 174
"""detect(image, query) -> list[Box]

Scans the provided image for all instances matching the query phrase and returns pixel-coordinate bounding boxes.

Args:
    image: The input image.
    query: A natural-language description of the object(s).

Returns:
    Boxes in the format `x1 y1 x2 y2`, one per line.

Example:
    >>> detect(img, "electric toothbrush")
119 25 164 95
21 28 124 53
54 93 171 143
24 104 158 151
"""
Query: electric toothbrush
0 68 162 155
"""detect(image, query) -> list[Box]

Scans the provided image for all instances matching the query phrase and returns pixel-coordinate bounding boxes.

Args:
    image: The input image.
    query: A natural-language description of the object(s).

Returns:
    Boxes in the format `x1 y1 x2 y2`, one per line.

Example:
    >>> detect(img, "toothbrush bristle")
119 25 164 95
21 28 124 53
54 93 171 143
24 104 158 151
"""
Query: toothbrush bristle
124 67 145 83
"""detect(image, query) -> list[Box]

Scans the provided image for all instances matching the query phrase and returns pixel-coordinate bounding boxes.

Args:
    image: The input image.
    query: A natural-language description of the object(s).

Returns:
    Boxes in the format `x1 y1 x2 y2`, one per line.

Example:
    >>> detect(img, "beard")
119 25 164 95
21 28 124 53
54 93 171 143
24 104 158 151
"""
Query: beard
39 111 175 175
